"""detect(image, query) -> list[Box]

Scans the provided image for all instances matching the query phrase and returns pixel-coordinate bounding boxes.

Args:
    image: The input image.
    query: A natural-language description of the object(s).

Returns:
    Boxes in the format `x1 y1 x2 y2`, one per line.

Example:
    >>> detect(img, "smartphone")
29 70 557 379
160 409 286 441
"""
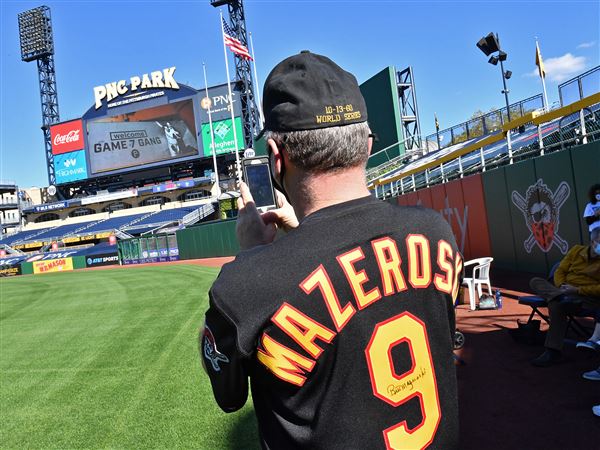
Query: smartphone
242 156 277 212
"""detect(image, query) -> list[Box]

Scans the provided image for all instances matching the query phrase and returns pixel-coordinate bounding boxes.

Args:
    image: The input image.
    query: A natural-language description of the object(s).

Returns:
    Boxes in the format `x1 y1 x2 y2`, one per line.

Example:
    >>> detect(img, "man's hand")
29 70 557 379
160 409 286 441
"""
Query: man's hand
262 191 300 233
236 182 278 250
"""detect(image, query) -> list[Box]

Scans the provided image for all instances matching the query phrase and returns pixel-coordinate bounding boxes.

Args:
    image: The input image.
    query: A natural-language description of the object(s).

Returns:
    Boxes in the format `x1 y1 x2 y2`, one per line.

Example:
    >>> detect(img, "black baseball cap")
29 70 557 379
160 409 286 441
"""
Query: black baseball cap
260 51 368 134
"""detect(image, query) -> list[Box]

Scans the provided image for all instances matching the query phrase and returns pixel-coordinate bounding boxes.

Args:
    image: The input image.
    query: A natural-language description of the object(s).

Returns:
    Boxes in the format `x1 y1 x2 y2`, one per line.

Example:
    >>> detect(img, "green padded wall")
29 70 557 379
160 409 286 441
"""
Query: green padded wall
176 219 239 259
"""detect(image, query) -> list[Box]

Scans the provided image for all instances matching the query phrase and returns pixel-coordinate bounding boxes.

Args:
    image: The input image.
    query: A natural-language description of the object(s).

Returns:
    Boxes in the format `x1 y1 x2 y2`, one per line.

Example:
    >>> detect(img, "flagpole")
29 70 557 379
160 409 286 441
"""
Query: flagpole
203 62 221 198
220 10 241 184
536 38 550 111
434 113 441 151
249 31 264 128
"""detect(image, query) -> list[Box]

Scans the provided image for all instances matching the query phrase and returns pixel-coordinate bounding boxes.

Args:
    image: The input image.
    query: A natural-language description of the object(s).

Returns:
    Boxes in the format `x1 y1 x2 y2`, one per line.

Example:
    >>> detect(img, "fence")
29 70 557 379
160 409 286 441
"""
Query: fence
423 94 544 152
371 93 600 199
559 65 600 106
118 233 179 264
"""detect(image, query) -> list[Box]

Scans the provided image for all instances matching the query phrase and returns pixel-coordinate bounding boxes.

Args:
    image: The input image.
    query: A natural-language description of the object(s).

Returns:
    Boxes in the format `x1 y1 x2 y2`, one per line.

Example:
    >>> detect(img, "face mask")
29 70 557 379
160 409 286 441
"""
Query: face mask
595 193 600 202
269 150 289 203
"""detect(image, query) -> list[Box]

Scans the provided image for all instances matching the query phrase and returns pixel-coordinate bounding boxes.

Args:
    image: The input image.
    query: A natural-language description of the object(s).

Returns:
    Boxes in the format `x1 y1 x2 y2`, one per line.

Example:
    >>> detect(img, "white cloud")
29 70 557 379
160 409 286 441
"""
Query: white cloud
577 41 596 49
525 53 587 82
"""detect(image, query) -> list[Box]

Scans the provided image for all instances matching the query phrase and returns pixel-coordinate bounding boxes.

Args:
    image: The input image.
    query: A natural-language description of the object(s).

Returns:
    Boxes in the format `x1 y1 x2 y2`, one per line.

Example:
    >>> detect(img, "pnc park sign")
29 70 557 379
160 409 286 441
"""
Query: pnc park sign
93 67 180 110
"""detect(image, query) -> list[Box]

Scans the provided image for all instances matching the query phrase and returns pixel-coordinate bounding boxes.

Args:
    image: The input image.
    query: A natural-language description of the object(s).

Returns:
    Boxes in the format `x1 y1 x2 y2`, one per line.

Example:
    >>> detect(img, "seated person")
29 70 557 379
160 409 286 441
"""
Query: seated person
530 228 600 367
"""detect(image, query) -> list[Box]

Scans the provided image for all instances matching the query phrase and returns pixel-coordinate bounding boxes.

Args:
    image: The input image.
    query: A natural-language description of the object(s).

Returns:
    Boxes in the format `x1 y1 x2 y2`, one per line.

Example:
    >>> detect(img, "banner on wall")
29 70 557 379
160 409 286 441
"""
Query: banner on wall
33 258 74 274
50 120 85 155
0 266 21 277
201 117 244 156
511 179 570 254
55 150 89 184
85 253 119 268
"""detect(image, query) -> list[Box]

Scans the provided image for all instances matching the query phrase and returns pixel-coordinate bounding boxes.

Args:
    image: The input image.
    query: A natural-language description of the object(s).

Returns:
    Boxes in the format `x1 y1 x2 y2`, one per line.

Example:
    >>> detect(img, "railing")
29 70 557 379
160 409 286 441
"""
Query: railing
422 94 544 154
370 92 600 198
182 203 215 227
559 65 599 106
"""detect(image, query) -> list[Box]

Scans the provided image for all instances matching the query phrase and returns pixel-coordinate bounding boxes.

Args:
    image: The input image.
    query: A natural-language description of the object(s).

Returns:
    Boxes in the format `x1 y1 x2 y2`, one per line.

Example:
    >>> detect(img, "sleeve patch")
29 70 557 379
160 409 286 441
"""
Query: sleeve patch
203 325 230 372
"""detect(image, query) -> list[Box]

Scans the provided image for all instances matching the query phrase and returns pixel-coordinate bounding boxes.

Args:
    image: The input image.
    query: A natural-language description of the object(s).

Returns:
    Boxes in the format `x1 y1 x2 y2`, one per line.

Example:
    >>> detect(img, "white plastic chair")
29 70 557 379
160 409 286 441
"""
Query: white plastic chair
462 257 494 310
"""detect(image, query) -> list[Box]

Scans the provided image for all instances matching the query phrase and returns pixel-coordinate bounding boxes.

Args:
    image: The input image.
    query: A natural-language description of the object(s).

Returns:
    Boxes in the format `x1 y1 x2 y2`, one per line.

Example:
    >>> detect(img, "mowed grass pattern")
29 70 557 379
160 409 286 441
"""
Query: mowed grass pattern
0 265 259 449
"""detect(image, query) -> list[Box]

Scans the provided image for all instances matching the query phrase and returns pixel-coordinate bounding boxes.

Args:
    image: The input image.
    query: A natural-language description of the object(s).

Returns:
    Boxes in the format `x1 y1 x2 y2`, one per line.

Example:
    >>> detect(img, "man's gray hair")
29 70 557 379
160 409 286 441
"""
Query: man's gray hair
265 122 370 173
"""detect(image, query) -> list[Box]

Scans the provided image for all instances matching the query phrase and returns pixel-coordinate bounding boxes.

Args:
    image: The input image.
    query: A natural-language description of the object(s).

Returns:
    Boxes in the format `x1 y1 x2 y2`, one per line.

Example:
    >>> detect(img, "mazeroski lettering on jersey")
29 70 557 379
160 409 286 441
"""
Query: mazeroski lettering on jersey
255 235 463 386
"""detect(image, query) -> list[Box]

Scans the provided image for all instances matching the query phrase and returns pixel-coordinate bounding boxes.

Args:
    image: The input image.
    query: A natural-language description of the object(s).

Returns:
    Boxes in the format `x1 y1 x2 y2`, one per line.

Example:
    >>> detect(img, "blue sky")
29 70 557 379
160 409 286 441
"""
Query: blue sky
1 0 598 188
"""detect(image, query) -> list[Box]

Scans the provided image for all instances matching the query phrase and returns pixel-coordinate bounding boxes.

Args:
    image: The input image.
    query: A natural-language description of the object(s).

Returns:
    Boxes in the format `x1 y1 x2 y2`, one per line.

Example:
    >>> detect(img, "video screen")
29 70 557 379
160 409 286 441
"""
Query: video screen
86 99 199 174
245 164 275 208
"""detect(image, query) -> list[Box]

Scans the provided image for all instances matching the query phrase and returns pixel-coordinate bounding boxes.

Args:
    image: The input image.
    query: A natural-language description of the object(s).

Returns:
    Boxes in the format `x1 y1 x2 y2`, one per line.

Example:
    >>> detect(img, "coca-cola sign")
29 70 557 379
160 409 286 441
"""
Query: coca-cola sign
50 120 84 155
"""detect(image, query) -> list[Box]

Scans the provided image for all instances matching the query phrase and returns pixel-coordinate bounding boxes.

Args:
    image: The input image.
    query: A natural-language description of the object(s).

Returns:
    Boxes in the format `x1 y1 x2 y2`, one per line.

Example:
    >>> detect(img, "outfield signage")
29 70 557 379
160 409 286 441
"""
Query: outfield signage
85 253 119 268
152 180 194 193
26 251 78 262
50 120 85 155
31 201 68 213
81 189 137 205
33 257 74 274
0 266 21 277
55 150 89 184
93 67 179 110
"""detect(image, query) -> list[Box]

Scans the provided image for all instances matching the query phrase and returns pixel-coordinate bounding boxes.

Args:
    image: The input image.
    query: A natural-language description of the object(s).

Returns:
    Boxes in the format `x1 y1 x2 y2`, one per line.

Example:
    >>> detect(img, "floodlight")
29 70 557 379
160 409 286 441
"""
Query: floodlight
18 6 54 62
498 51 508 62
488 55 499 66
504 70 512 80
476 32 501 56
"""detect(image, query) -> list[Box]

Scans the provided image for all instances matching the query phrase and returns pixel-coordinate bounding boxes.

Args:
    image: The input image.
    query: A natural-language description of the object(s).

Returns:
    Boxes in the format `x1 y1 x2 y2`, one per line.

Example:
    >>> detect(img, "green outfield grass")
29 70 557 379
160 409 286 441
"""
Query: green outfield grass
0 265 259 449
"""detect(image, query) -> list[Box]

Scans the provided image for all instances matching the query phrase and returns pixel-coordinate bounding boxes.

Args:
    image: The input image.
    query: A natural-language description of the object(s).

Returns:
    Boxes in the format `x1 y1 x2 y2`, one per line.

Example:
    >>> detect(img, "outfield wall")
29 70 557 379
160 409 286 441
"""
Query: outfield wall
393 140 599 274
176 218 239 259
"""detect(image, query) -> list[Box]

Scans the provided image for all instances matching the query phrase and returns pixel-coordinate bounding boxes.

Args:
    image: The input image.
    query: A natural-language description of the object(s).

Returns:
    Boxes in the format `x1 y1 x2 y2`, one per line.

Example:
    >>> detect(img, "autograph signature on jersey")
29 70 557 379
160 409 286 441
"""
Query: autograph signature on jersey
203 326 230 372
387 366 427 396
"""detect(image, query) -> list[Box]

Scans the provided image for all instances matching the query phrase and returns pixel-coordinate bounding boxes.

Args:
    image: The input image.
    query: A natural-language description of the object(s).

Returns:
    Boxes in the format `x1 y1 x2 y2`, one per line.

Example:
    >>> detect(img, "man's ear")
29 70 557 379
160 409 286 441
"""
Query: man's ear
267 138 284 178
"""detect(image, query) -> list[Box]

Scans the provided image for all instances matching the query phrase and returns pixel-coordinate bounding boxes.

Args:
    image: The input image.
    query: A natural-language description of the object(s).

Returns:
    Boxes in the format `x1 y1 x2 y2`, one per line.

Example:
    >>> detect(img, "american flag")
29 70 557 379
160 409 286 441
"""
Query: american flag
222 18 253 61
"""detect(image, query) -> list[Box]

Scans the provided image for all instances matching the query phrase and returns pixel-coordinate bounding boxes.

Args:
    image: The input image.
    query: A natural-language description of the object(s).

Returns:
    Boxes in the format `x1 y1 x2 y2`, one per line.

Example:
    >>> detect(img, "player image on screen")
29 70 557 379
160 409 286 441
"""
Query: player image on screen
244 164 275 209
155 121 183 157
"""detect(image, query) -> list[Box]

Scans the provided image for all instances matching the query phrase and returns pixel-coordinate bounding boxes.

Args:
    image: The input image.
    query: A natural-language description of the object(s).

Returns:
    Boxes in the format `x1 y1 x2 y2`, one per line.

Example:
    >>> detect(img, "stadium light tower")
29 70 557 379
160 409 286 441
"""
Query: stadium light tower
18 5 60 189
477 32 512 122
211 0 260 149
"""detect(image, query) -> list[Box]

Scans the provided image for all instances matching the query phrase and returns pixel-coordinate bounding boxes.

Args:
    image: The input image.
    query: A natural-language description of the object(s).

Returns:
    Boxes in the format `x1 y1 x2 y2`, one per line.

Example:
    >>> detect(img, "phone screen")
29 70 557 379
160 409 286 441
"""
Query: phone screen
245 163 276 209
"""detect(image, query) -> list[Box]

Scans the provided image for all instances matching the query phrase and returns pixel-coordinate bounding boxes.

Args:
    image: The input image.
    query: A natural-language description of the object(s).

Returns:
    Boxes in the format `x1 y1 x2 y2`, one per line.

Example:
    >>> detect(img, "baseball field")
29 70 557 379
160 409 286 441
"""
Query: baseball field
0 265 259 449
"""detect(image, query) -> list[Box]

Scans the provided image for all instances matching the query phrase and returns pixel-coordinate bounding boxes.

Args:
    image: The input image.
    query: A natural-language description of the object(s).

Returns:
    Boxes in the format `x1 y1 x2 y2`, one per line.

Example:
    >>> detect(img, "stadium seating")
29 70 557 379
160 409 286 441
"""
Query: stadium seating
0 226 54 246
122 207 199 233
80 213 147 234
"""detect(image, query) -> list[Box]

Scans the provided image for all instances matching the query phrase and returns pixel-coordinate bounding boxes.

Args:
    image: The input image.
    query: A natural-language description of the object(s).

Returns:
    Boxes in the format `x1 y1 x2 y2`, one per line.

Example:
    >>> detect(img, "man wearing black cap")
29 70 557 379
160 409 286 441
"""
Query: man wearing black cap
201 51 461 449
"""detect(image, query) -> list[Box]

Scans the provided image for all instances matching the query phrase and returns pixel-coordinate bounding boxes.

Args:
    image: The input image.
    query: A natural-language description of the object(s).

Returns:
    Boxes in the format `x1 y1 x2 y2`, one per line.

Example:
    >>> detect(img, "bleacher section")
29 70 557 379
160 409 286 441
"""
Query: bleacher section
0 201 217 251
123 207 197 232
0 227 53 246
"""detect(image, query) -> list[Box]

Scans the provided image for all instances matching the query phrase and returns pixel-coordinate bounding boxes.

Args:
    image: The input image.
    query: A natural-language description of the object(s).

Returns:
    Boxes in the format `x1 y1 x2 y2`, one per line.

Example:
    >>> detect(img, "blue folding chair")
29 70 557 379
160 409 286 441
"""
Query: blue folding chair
517 262 560 325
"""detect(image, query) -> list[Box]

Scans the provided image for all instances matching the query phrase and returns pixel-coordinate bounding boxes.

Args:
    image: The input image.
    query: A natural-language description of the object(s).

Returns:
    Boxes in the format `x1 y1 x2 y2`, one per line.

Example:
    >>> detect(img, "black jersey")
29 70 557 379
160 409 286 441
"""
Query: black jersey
203 195 461 450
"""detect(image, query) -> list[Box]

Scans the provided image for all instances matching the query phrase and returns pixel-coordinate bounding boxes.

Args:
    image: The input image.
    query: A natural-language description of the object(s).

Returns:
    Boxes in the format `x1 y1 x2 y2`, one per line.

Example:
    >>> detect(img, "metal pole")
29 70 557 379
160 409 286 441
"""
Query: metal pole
458 155 464 178
480 147 486 171
580 109 588 145
538 124 545 155
203 63 221 197
412 174 416 191
220 10 241 183
248 32 265 128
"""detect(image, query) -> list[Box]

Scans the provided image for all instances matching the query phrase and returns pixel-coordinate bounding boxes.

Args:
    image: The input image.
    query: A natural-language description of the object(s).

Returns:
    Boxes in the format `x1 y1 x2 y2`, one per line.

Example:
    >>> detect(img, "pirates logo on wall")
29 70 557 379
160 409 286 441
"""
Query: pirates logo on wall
511 179 570 254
